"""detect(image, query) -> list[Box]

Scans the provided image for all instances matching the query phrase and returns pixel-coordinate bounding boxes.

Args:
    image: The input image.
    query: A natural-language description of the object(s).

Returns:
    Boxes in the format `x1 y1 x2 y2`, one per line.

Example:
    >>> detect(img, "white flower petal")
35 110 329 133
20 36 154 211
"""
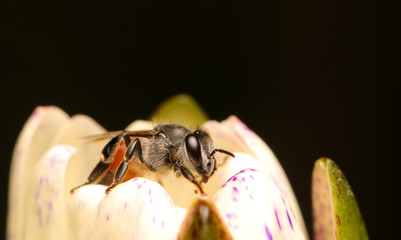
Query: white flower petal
214 169 306 240
204 153 264 196
49 114 107 196
66 185 108 240
125 120 154 131
222 116 289 189
202 120 250 158
221 116 308 237
68 178 182 240
23 145 76 240
8 106 70 240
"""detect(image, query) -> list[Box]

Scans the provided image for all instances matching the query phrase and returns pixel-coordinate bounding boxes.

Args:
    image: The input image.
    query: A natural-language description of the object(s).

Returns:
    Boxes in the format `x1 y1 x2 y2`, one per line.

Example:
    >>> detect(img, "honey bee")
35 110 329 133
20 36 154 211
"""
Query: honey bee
71 124 234 194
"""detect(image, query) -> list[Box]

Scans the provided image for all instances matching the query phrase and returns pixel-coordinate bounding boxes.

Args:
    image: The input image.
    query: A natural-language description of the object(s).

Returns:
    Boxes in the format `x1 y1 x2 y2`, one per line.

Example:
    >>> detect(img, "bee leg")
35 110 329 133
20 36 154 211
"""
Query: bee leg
105 137 142 194
70 161 110 193
179 166 205 195
71 134 125 194
173 164 182 178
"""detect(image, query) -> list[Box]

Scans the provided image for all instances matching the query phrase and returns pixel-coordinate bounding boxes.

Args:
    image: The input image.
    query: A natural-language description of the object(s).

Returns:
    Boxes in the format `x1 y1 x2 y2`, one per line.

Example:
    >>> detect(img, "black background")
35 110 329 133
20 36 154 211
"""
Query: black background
1 0 398 238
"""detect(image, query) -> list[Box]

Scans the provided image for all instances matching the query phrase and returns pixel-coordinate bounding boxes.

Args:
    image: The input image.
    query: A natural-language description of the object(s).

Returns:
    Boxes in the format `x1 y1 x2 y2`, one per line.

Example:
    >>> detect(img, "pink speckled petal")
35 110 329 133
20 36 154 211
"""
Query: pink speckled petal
49 114 107 196
214 169 306 240
204 153 263 198
66 185 107 239
68 178 183 240
23 145 76 240
8 106 70 240
221 116 308 237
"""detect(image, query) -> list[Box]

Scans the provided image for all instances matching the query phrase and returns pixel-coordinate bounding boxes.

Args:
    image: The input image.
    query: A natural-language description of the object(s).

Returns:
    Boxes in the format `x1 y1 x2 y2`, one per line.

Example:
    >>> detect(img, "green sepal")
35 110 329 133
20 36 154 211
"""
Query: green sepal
150 94 209 127
312 158 368 240
178 196 233 240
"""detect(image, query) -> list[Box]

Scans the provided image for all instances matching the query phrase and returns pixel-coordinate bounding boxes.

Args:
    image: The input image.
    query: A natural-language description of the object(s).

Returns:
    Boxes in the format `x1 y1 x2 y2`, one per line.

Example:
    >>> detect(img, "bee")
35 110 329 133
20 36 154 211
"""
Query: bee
71 124 235 194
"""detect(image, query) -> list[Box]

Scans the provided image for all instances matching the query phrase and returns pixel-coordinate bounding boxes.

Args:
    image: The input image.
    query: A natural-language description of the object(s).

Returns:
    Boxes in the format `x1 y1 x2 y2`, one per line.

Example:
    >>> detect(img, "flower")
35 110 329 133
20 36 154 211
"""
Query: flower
8 95 367 240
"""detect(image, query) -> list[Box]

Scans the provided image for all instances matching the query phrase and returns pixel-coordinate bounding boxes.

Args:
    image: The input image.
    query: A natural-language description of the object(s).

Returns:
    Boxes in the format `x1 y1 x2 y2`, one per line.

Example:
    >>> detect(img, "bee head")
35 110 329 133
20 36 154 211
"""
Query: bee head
184 130 216 183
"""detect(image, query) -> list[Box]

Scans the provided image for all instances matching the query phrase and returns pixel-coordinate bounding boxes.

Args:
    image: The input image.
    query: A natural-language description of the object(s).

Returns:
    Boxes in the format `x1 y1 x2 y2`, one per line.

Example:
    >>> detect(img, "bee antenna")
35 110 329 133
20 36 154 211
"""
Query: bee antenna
208 149 235 158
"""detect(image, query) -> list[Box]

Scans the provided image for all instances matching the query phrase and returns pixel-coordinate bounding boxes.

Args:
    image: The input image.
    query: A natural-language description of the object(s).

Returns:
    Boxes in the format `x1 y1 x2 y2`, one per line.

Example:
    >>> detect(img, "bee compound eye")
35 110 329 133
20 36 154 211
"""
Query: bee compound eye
185 134 202 164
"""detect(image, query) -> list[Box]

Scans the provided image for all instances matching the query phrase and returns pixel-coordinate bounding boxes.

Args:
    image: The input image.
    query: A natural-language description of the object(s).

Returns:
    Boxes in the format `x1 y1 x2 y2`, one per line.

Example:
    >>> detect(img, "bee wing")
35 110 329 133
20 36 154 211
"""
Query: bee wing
125 130 156 138
81 130 156 144
80 131 125 143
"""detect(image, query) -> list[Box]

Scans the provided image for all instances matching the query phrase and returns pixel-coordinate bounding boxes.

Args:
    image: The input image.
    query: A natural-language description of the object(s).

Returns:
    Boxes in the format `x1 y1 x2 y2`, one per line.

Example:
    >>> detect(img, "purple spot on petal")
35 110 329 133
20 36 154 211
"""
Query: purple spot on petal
264 224 272 240
226 213 232 219
161 221 165 228
275 210 281 230
242 177 245 182
250 175 254 180
290 206 296 219
37 207 42 226
39 177 43 185
232 176 237 181
153 216 156 223
250 194 254 200
233 186 239 194
46 209 51 225
64 147 74 153
232 197 238 202
138 184 142 189
106 214 110 221
97 204 102 218
124 202 127 210
35 191 40 200
286 210 293 230
148 189 152 196
163 191 169 198
50 156 56 167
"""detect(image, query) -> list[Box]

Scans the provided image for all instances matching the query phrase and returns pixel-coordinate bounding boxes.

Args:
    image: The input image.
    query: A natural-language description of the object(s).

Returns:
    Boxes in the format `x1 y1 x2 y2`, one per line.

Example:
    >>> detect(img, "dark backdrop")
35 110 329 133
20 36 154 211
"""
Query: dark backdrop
1 0 397 238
